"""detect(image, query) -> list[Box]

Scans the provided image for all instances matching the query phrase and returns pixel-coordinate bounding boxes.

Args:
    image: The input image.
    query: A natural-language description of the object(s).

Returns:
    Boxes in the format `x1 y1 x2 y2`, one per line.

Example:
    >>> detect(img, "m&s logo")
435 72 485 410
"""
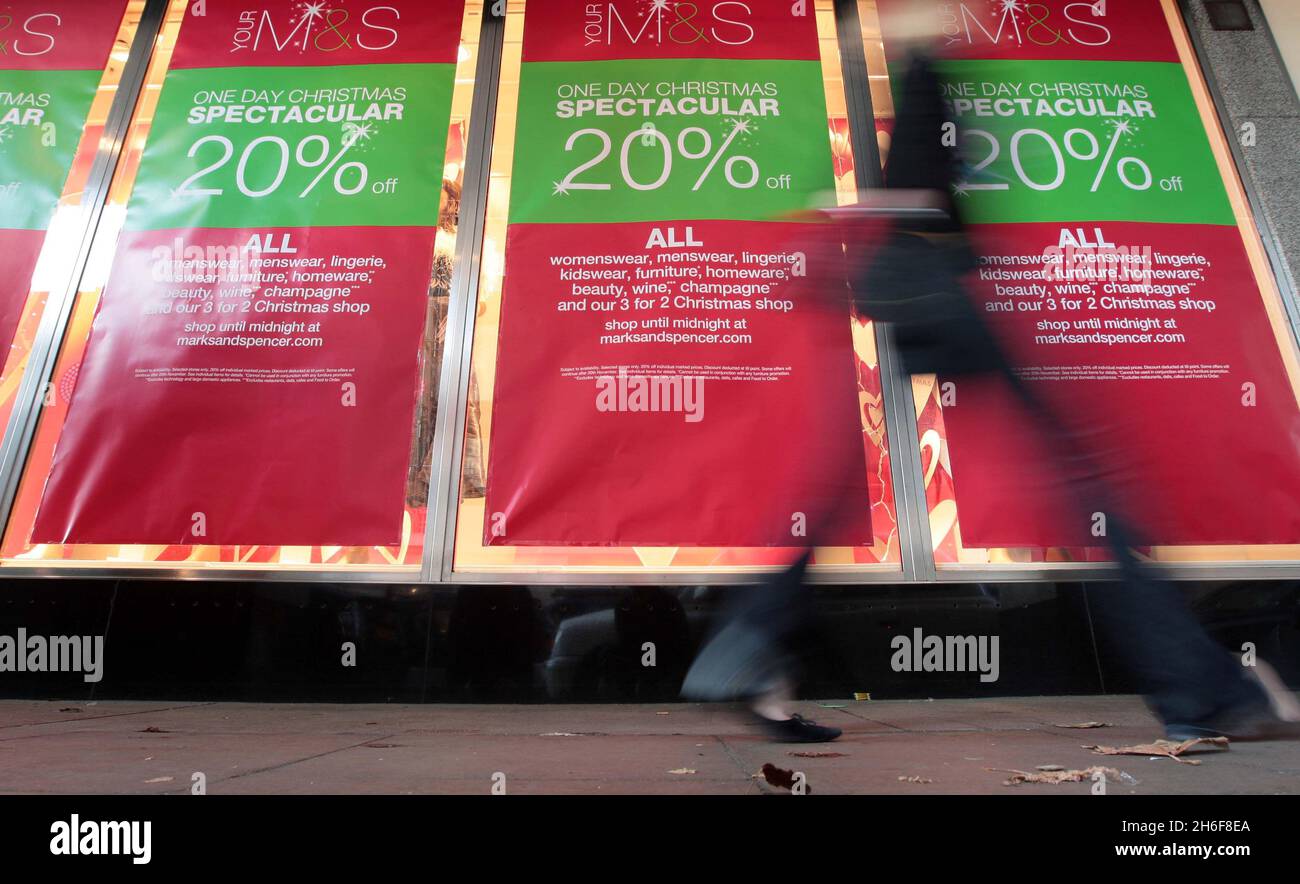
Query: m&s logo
0 12 63 57
938 1 1112 49
583 1 755 47
230 3 401 55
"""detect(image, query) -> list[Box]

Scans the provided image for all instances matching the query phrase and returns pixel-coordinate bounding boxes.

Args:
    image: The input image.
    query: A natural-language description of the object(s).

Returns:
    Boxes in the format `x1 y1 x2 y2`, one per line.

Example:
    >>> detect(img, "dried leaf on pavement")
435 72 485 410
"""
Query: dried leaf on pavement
1055 721 1110 729
667 768 696 775
990 765 1122 786
898 775 933 784
1083 736 1228 765
758 763 811 793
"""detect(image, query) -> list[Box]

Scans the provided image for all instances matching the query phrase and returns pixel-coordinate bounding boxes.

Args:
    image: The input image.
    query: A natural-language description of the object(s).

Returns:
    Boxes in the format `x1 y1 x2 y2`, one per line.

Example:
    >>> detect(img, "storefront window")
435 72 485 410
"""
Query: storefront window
1 0 482 571
0 2 140 441
859 0 1300 569
2 0 1290 581
453 0 900 575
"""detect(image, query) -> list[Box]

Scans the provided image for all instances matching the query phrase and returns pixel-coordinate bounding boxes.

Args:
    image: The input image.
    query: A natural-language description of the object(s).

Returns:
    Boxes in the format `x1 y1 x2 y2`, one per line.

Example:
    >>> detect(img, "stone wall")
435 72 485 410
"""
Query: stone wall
1183 0 1300 299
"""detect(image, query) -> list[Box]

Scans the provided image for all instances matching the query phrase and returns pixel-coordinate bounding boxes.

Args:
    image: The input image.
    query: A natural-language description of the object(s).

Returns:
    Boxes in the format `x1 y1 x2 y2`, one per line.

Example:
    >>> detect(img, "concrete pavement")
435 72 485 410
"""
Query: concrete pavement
2 695 1298 794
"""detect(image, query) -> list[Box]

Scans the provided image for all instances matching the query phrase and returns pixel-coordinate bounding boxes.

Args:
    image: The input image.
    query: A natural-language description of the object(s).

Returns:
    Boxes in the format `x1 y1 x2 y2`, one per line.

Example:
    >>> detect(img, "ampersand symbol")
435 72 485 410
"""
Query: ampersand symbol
314 9 353 52
1024 4 1066 46
667 2 710 45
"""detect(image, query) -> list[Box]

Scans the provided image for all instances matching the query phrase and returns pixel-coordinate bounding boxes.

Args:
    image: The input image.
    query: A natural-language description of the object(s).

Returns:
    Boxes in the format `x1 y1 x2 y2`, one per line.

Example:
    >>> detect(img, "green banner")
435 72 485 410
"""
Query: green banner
125 63 454 232
0 69 101 230
936 59 1234 226
509 58 834 226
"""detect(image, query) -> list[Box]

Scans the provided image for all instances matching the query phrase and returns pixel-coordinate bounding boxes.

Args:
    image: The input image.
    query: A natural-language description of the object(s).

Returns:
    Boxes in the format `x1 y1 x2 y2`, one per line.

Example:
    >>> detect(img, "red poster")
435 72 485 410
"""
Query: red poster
0 1 129 71
914 0 1177 63
877 0 1300 550
488 222 870 547
945 223 1300 547
31 0 465 546
33 227 437 546
482 1 872 547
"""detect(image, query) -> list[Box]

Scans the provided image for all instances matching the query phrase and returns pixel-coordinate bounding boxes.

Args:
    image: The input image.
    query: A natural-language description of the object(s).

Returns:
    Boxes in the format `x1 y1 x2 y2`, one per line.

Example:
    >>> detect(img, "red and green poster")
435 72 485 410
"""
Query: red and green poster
484 0 872 547
0 1 127 356
879 0 1300 546
32 0 465 546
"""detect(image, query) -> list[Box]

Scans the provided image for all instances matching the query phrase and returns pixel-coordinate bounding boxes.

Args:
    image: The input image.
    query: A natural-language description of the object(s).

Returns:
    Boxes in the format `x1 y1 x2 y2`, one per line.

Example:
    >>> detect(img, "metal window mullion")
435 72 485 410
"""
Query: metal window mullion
0 0 169 546
422 7 507 583
833 0 937 582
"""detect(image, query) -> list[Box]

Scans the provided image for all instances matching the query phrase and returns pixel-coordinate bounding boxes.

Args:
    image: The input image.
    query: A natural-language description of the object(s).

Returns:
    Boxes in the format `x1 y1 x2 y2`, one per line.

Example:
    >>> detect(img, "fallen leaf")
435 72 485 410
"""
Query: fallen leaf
1083 737 1228 765
990 766 1123 786
898 775 933 784
139 726 170 734
143 777 174 784
788 751 847 758
1056 722 1110 729
667 768 696 775
758 763 811 793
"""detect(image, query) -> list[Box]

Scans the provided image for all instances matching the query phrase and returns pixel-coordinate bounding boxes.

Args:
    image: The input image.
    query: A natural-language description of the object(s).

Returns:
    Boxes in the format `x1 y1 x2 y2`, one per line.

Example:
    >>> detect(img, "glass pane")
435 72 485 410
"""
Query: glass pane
858 0 1300 569
454 0 900 575
0 2 140 439
2 0 483 571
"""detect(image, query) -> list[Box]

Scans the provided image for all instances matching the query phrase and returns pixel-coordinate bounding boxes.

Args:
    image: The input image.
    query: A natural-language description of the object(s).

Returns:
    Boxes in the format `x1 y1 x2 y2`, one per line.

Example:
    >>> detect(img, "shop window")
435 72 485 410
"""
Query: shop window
858 0 1300 570
1 0 482 572
452 0 901 575
0 2 140 454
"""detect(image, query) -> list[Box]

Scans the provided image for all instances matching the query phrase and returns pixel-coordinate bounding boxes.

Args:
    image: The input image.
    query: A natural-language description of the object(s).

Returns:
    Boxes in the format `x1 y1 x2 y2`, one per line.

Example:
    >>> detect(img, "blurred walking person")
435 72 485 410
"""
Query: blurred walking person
683 12 1300 743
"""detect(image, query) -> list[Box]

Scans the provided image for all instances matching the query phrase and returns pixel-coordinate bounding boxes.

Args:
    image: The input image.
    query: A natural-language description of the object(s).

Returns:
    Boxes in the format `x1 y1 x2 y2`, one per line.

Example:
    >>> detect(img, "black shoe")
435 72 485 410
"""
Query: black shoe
755 713 842 743
1166 702 1300 742
1166 662 1300 742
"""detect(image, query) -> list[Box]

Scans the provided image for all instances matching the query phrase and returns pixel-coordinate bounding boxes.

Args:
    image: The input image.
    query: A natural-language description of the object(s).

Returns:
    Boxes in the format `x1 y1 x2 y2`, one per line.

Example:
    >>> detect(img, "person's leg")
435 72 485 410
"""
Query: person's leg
682 554 841 742
681 556 806 701
997 369 1280 734
1084 570 1267 728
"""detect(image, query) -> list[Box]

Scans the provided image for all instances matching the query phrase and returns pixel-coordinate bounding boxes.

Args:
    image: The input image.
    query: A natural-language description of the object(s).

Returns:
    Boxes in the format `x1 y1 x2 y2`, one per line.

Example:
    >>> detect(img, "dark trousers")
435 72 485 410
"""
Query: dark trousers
684 376 1266 727
1086 565 1265 724
685 230 1266 725
997 359 1266 725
